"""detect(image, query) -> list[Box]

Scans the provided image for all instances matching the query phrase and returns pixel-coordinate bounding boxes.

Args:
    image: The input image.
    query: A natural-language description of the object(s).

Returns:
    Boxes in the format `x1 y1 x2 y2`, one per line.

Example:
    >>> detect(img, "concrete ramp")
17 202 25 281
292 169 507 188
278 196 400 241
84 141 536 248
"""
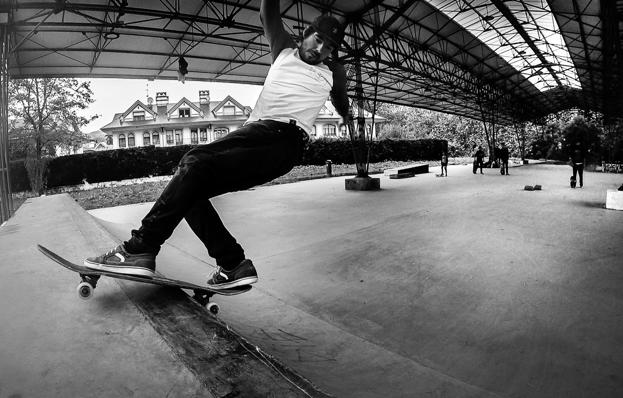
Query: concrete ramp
0 194 331 398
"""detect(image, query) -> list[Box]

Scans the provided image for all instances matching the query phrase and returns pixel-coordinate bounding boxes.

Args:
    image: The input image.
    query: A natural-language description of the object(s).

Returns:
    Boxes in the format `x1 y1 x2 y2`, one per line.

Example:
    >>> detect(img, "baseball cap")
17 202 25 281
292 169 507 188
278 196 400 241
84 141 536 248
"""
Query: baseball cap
311 15 344 48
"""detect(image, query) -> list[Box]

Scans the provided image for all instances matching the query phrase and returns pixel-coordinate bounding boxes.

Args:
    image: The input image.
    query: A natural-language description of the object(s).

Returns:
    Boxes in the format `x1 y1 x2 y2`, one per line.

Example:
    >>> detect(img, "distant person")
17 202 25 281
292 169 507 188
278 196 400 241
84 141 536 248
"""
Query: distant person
499 142 509 175
473 146 485 174
569 142 584 188
440 149 448 177
82 0 350 289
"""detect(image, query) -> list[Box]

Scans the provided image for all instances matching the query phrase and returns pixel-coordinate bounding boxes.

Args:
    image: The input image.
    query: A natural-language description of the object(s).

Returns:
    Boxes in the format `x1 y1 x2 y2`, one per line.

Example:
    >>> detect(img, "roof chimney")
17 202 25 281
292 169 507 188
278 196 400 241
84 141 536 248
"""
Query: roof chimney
155 92 169 108
199 90 210 104
199 90 210 114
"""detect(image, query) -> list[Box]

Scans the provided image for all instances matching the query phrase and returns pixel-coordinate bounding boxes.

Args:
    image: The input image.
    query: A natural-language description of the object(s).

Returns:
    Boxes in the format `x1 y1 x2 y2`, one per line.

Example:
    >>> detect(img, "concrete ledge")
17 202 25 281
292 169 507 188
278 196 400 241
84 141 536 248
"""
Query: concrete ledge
606 189 623 210
384 163 429 177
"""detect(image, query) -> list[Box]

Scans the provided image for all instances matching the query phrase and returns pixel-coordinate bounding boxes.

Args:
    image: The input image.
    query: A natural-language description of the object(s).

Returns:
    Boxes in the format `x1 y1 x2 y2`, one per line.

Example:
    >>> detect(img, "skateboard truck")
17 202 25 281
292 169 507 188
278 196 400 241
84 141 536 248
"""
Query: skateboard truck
76 274 221 314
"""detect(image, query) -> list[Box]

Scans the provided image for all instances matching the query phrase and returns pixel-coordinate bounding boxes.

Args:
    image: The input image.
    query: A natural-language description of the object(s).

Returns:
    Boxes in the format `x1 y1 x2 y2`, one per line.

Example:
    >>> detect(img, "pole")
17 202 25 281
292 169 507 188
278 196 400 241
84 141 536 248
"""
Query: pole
0 24 13 223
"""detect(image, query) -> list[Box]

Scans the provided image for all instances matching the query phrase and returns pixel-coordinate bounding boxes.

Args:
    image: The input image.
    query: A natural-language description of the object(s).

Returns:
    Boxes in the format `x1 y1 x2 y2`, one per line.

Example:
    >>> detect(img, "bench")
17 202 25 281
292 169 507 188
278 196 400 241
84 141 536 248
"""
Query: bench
383 163 429 179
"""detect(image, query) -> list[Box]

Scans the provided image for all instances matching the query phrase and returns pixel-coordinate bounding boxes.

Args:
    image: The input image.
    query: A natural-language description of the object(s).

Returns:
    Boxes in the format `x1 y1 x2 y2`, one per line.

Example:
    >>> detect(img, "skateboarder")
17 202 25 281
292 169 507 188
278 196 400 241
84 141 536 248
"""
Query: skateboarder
84 0 350 289
569 142 584 188
498 142 509 175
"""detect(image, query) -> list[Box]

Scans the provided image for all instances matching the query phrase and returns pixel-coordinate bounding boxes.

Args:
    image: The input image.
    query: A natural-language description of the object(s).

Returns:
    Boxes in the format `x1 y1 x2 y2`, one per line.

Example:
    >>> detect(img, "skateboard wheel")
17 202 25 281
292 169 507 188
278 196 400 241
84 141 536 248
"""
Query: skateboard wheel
77 282 93 300
207 302 219 315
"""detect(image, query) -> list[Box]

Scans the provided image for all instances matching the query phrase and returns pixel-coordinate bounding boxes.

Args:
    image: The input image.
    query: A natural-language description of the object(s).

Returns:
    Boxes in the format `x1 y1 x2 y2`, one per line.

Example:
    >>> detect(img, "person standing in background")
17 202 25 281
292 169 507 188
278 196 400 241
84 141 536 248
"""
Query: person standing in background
473 146 485 174
570 142 584 188
440 149 448 177
499 142 509 175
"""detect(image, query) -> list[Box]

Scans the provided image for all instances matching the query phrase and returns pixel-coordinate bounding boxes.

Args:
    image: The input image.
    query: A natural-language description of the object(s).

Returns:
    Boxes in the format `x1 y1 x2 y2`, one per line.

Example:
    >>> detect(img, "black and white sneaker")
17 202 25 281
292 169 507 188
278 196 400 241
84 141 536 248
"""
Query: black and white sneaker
207 259 258 289
84 244 156 277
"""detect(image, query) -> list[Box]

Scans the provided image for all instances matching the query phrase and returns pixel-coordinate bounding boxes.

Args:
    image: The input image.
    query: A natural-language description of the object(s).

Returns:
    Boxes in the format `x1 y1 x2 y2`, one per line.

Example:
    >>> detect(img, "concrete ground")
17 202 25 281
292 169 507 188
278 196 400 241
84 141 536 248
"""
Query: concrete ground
2 162 623 397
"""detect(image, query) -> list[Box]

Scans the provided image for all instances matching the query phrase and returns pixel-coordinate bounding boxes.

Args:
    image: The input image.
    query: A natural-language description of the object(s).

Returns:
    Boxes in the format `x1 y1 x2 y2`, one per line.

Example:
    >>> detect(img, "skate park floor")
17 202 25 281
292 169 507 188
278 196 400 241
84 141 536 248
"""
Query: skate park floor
2 162 623 397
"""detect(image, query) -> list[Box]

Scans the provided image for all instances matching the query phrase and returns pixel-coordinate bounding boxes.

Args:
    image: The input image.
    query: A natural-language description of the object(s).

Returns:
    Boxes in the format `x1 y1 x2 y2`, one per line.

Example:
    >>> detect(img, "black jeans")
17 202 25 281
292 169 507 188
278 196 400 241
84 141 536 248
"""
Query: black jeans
501 159 509 175
126 120 309 269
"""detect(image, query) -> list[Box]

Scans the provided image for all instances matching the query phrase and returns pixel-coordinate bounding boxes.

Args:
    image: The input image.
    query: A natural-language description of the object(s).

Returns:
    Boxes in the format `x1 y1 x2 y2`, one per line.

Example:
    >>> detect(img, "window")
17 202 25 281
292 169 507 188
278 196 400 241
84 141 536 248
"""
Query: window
128 133 135 147
175 129 182 145
152 133 160 146
166 130 173 144
214 128 229 139
223 105 236 115
132 110 145 121
323 124 337 137
191 129 198 144
178 108 190 118
200 128 208 142
119 134 126 148
340 125 348 138
106 135 113 145
143 132 151 146
311 126 317 137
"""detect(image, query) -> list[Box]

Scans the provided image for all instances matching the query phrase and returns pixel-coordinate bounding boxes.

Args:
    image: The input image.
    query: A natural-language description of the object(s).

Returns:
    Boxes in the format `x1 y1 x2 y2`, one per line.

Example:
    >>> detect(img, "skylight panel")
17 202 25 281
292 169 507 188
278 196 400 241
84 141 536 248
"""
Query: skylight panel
429 0 580 92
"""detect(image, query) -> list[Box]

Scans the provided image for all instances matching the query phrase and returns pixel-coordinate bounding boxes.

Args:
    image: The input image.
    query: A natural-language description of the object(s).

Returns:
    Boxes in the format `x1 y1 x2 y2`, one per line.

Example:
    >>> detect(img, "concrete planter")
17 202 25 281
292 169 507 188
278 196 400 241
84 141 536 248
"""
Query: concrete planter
345 176 381 191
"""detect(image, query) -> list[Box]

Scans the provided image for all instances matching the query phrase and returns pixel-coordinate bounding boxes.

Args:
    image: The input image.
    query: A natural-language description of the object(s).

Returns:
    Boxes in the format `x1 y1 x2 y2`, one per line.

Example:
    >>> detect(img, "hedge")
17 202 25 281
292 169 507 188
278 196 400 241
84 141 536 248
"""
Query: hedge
9 159 31 192
12 138 446 191
44 145 192 189
302 138 445 165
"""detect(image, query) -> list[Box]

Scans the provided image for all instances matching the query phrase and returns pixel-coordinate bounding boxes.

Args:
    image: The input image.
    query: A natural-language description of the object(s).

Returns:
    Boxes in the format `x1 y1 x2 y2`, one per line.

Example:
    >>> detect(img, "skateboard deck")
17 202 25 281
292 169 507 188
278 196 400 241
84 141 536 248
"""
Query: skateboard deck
38 244 251 314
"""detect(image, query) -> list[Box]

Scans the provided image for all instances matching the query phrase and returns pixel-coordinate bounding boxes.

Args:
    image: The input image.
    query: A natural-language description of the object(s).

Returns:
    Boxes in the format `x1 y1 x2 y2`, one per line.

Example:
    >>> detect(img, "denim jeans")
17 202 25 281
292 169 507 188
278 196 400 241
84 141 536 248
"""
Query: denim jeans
126 120 309 269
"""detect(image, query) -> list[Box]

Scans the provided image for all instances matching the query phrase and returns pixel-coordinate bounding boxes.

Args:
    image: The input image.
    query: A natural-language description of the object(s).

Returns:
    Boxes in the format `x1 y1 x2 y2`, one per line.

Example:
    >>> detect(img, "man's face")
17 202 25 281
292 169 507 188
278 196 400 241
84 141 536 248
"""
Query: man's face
299 32 335 65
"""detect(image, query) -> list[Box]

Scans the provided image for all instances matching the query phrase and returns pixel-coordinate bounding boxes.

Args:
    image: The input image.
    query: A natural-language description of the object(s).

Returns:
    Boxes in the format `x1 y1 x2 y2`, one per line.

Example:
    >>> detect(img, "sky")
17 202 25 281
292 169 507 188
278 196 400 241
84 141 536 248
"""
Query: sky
79 78 264 134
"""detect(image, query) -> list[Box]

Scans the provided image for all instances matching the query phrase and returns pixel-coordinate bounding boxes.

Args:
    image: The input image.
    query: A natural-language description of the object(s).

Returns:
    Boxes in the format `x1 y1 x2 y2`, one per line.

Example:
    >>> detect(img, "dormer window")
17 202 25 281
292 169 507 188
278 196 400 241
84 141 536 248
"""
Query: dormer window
132 110 145 121
178 108 190 118
223 105 236 115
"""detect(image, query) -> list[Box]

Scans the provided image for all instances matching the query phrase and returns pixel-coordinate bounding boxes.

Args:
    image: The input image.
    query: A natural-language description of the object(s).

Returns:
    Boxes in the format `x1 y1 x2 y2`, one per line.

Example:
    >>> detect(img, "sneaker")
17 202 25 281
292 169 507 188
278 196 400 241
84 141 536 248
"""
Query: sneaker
84 244 156 277
207 259 258 289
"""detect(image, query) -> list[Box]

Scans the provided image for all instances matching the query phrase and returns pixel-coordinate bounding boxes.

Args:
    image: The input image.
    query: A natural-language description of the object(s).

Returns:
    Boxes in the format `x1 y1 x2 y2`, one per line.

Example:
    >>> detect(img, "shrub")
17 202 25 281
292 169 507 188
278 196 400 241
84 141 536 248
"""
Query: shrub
42 138 447 189
9 159 31 192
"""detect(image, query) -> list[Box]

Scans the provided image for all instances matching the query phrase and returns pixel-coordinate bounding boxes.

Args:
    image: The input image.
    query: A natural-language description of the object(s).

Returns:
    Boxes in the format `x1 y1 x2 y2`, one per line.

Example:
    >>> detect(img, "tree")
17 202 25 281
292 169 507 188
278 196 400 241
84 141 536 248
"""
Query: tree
561 115 602 163
509 122 539 162
376 104 487 156
9 78 96 193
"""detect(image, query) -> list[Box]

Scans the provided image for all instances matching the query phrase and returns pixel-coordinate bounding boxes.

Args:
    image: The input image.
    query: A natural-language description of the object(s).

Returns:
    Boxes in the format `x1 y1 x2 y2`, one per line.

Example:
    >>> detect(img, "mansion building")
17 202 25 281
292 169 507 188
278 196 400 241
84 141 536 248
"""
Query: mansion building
100 91 383 150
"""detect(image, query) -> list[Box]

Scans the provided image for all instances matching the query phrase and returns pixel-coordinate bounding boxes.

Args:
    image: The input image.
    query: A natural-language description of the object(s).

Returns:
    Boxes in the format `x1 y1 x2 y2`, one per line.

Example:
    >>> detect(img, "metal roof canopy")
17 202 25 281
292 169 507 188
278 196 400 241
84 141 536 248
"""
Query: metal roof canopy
2 0 622 125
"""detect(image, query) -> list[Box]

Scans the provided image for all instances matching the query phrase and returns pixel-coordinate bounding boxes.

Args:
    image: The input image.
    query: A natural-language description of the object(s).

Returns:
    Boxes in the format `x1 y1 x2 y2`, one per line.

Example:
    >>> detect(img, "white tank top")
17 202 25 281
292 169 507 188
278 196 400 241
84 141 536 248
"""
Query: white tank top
246 48 333 134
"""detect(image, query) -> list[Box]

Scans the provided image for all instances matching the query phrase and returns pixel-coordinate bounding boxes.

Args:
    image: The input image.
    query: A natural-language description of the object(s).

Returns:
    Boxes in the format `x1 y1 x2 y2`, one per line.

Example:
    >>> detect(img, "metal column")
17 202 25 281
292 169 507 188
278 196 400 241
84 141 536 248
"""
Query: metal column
0 24 13 223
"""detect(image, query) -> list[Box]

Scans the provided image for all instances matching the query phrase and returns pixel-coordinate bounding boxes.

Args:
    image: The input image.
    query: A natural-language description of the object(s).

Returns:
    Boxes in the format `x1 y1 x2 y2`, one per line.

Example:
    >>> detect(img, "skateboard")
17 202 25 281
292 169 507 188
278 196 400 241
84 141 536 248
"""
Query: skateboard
37 244 251 314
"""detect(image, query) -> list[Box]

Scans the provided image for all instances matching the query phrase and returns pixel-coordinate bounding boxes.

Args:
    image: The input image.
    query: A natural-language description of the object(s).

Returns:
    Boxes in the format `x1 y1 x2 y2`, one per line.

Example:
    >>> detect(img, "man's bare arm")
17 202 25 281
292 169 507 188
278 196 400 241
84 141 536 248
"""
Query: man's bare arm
329 62 351 122
261 0 296 62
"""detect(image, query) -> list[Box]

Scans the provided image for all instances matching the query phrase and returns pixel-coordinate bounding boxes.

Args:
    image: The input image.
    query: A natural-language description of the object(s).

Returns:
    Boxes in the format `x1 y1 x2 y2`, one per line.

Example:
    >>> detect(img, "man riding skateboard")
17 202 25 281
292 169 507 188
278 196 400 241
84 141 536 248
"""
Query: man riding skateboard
84 0 351 289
